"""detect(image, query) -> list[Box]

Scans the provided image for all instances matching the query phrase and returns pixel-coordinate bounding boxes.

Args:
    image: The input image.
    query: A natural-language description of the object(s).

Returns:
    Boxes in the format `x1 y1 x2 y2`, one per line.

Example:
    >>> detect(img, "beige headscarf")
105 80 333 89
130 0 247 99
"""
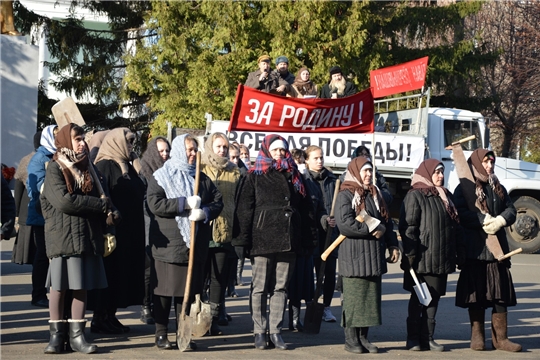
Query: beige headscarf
94 128 141 179
202 132 235 171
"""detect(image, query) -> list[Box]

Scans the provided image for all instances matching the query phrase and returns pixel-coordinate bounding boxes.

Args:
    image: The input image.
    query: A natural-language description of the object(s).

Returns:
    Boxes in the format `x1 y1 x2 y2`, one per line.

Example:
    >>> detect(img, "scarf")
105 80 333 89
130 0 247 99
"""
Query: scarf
140 136 170 179
153 134 196 248
340 157 388 221
292 67 317 96
411 159 459 223
202 132 235 171
14 152 35 184
94 128 141 179
250 134 306 196
40 125 57 154
468 148 505 213
87 130 111 163
53 124 93 194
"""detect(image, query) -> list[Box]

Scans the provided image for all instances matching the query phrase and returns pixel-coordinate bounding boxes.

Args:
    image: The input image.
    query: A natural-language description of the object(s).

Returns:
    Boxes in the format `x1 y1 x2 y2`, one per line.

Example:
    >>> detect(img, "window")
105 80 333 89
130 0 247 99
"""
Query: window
443 120 481 150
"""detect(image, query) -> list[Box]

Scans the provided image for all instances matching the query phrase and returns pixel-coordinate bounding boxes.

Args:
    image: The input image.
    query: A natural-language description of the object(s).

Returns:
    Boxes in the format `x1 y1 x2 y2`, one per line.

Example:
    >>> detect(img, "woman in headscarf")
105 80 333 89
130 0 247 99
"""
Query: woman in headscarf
40 124 110 354
453 149 521 352
233 134 318 350
89 128 146 334
147 134 223 350
289 67 318 98
138 136 171 325
335 156 400 354
200 132 241 334
399 159 465 352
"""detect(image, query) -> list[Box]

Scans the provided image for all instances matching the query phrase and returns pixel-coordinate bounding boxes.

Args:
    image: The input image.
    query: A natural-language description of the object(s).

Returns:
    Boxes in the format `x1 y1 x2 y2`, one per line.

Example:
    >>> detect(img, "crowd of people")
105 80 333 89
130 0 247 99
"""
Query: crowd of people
1 54 521 355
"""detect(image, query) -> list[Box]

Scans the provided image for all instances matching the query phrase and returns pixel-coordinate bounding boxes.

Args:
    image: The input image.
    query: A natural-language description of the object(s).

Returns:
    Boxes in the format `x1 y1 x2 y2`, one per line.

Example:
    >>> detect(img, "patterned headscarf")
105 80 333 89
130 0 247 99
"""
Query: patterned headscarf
140 136 170 179
411 158 459 223
153 134 196 248
94 128 141 179
40 125 57 154
340 156 388 220
468 149 505 213
52 124 93 194
250 134 305 196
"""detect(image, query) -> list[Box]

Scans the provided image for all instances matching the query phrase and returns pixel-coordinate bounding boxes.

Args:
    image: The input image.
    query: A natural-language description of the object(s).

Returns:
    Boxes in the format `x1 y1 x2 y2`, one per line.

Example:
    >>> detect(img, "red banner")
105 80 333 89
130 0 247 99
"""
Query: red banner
370 57 428 98
229 84 374 133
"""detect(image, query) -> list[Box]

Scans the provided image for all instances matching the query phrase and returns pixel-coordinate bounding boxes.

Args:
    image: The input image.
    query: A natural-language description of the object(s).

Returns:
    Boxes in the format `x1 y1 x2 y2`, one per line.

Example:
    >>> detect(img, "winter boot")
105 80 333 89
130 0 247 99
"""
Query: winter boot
491 312 522 352
68 319 97 354
422 318 444 351
107 310 130 333
155 322 172 350
140 305 155 325
218 300 229 326
44 320 66 354
208 302 223 335
344 327 363 354
288 304 304 332
358 327 378 353
468 309 486 350
406 317 421 351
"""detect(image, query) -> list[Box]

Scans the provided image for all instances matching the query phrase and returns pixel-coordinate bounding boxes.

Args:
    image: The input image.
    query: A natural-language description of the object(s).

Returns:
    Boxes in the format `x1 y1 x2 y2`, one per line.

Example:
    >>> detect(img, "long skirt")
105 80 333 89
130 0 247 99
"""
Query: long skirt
455 259 517 309
342 276 382 327
152 259 205 300
46 255 107 291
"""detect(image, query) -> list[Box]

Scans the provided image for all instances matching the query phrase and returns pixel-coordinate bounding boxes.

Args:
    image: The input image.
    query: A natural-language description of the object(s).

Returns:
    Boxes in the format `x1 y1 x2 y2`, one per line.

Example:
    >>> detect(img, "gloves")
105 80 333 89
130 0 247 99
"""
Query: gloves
483 213 495 225
483 215 506 234
106 210 122 226
185 195 201 210
189 208 206 222
400 255 415 271
371 224 386 239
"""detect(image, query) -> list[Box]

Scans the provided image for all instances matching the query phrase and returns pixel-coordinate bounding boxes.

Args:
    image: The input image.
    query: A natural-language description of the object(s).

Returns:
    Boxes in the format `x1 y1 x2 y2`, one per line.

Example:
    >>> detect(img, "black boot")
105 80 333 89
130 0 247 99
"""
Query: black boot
218 301 229 326
107 310 130 333
406 317 421 351
344 327 362 354
141 305 155 325
90 310 123 334
288 304 304 332
208 302 223 335
68 320 97 354
421 318 444 351
155 323 172 350
358 327 378 353
44 320 66 354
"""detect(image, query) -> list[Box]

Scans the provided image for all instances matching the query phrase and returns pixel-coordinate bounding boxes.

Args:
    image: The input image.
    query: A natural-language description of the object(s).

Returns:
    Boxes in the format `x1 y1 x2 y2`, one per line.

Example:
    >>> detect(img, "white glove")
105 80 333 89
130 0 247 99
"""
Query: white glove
189 208 206 222
483 215 506 234
185 195 201 210
483 213 495 225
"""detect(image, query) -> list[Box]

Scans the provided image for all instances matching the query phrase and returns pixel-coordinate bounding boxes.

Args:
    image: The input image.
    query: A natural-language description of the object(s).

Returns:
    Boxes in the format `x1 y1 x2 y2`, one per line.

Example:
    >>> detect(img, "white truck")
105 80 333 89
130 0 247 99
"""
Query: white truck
206 88 540 253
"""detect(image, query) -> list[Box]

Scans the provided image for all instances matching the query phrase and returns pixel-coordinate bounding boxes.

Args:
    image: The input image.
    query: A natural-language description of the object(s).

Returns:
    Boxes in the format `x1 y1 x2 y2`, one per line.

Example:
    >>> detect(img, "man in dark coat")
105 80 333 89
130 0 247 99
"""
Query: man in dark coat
273 55 295 96
245 55 280 93
320 66 358 99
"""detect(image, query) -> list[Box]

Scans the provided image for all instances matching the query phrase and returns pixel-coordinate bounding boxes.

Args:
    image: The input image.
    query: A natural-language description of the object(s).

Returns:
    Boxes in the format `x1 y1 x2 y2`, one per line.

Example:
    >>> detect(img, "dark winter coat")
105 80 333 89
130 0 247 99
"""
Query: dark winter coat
335 189 398 278
26 146 54 226
146 172 223 265
40 161 108 258
233 168 318 256
11 179 33 264
302 173 327 256
320 81 358 99
453 182 516 261
273 69 295 96
399 189 465 275
245 69 280 93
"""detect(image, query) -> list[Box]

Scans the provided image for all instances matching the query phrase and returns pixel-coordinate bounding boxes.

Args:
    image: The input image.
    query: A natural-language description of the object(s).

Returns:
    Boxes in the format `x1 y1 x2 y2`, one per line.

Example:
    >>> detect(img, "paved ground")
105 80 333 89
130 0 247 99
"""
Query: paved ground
1 237 539 359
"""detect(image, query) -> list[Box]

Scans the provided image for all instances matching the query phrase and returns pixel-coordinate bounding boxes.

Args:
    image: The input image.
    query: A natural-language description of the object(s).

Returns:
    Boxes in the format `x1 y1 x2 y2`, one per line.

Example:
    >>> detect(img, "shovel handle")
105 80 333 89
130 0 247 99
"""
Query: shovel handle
444 135 477 150
498 247 522 261
321 213 364 261
409 268 421 288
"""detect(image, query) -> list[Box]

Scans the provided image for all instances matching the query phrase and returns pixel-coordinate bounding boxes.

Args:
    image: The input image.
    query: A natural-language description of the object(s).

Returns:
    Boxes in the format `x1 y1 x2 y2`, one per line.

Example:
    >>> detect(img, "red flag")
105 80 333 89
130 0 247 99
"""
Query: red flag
229 85 373 133
370 57 428 98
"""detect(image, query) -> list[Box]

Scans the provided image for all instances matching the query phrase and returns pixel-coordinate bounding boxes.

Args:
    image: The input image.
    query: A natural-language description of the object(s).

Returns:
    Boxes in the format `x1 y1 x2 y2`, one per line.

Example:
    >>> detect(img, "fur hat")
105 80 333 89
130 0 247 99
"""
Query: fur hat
329 66 342 76
275 55 289 65
258 54 271 63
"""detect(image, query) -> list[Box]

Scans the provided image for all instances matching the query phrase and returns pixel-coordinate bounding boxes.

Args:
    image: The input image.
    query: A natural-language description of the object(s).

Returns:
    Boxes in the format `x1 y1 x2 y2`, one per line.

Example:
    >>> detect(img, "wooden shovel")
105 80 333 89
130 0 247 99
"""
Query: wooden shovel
177 151 211 351
304 179 340 334
51 98 86 129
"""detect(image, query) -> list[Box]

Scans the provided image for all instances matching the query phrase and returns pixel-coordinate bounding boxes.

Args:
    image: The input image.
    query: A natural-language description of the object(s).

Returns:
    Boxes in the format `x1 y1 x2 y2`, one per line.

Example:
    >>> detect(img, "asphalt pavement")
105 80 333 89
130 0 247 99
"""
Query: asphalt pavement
1 237 539 359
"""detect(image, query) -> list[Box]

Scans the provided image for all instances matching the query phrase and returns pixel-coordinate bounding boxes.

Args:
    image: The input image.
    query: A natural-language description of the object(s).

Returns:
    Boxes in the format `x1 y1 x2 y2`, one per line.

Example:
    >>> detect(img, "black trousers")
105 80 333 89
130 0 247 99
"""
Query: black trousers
31 226 49 303
313 254 337 307
206 248 231 305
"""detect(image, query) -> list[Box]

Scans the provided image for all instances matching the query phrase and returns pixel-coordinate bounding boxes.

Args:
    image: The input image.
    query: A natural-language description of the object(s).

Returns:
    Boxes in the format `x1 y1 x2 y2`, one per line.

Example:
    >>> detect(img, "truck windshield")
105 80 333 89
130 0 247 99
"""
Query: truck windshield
443 120 482 151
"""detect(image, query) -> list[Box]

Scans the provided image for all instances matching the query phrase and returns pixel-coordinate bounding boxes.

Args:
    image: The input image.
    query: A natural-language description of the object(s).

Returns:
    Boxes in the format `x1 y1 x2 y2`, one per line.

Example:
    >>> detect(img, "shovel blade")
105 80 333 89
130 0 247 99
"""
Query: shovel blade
413 283 432 306
303 302 325 334
177 314 193 352
190 298 212 337
51 98 86 129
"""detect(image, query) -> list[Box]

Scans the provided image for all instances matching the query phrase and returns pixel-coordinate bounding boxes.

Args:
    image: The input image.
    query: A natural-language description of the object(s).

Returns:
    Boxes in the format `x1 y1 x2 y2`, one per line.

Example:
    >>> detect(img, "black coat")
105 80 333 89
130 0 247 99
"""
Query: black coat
320 81 357 99
233 169 318 256
399 189 464 275
335 189 398 278
40 161 108 258
146 172 223 265
11 179 33 264
453 182 516 261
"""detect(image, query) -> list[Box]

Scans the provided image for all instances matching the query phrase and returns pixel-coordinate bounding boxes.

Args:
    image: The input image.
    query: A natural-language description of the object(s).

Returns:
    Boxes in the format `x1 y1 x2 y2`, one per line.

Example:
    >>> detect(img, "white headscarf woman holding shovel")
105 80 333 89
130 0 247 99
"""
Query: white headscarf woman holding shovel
146 134 223 350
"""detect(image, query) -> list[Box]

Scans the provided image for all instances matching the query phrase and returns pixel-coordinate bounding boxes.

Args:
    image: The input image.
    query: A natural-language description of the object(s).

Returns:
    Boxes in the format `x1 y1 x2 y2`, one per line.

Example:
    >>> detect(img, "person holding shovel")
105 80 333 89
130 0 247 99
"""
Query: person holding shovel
146 134 223 350
334 156 400 354
40 124 111 354
233 134 318 350
399 159 465 352
453 149 521 352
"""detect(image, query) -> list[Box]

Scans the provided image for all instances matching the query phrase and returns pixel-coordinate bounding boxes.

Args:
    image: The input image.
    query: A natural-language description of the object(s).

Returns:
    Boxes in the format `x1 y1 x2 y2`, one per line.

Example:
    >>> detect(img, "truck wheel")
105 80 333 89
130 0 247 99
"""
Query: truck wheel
506 196 540 254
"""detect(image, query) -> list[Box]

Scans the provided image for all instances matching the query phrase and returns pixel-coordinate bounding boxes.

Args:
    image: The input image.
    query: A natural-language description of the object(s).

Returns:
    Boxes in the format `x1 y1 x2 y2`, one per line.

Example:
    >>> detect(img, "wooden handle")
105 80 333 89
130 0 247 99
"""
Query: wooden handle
321 213 363 261
498 247 523 261
444 135 477 150
329 179 341 218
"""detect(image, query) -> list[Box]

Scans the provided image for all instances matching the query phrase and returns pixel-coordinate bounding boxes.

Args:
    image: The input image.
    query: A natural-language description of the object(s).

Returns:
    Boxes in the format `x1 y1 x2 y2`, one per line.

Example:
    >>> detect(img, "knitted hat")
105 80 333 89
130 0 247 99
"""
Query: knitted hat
258 55 271 63
275 55 289 65
329 66 342 76
268 139 287 151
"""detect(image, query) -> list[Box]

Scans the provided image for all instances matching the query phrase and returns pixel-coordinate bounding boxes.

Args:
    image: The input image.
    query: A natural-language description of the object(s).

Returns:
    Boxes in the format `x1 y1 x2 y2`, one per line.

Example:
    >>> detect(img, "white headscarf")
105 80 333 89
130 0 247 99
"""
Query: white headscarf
40 125 57 154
